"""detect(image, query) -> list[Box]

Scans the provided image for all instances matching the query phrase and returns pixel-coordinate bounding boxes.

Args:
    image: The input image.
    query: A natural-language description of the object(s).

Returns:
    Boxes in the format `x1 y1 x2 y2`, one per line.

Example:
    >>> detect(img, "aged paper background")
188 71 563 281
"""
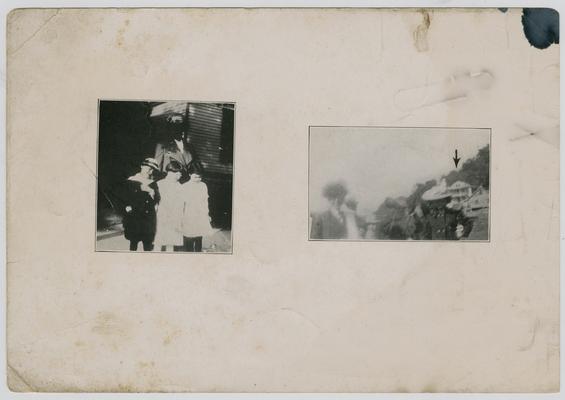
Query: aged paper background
6 8 559 392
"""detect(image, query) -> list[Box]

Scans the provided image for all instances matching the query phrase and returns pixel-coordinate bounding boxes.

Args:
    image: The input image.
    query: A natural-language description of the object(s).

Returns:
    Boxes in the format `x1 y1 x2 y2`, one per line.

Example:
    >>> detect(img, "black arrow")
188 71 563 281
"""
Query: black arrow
453 149 461 168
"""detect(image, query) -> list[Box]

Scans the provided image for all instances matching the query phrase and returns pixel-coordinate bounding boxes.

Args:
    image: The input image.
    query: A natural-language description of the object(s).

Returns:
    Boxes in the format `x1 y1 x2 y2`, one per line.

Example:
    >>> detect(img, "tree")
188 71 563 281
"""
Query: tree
444 144 489 189
374 144 490 228
406 179 437 211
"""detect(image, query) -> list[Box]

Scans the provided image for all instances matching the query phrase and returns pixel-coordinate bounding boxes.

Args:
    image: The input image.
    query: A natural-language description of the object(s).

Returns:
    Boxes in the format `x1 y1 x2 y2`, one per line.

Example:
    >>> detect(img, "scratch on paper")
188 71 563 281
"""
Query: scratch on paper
7 364 36 392
511 124 559 148
518 318 540 351
279 307 321 331
394 70 494 113
9 10 60 56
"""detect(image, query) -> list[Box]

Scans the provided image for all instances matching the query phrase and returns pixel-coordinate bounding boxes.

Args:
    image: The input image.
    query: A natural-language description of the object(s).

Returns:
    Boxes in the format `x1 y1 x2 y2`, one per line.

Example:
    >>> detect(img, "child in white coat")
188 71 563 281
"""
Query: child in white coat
181 169 214 252
154 163 184 251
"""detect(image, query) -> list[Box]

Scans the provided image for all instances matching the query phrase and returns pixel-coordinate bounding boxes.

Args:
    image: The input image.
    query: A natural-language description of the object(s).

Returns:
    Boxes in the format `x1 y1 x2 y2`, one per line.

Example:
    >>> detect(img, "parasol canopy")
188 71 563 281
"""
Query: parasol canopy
421 179 451 201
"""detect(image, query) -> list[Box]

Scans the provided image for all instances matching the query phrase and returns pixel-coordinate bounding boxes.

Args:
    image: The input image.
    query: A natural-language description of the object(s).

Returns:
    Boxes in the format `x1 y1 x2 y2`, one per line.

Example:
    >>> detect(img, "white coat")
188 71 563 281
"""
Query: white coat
154 177 184 246
181 180 214 237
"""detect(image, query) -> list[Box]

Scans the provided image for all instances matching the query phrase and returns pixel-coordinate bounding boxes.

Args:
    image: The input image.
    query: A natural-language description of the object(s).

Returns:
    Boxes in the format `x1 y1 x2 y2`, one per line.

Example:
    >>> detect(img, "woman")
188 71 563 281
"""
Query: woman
310 181 348 240
154 162 184 251
181 167 214 252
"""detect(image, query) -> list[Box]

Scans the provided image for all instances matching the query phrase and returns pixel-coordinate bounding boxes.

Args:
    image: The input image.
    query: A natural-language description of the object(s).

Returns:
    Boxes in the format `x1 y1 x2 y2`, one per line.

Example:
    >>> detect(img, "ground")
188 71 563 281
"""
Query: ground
96 226 232 253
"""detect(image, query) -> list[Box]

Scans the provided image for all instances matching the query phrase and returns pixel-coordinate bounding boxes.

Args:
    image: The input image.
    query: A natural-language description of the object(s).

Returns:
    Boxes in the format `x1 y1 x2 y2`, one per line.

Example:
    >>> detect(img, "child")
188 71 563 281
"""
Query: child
181 167 214 252
122 158 161 251
154 162 184 251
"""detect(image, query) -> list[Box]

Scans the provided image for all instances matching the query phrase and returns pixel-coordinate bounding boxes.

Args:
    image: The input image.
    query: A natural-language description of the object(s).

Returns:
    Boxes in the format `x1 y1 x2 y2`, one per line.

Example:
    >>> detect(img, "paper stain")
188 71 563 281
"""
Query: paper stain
116 19 130 47
138 361 156 368
162 328 182 346
255 344 265 352
421 383 438 393
521 8 559 49
413 9 431 52
91 311 130 337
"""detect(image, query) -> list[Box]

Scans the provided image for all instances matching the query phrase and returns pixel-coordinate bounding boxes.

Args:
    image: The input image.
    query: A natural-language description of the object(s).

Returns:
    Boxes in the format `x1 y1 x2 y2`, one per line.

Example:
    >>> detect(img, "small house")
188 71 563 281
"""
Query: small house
448 181 472 204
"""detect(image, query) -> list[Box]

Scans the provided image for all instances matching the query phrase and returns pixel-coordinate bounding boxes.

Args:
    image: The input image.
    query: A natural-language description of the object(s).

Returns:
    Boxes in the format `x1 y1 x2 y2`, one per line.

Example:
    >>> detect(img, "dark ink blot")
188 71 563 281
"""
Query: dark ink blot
522 8 559 49
498 8 508 13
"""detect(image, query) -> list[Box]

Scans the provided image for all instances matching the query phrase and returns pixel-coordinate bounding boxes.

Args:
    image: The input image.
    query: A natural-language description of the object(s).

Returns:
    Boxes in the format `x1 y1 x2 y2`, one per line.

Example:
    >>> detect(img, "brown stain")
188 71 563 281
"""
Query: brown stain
231 316 246 328
162 328 182 346
91 311 129 337
422 383 437 392
116 28 125 47
413 9 431 52
117 384 135 392
116 19 130 47
138 361 155 368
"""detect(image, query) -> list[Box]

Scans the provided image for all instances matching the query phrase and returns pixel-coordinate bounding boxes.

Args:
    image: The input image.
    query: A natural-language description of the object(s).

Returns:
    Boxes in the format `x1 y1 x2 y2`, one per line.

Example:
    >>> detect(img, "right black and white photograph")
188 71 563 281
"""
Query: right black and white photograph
309 126 491 241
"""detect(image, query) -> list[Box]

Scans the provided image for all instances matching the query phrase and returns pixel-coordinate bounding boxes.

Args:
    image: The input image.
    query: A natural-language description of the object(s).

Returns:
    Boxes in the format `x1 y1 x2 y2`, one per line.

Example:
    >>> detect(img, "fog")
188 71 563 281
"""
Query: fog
309 127 490 216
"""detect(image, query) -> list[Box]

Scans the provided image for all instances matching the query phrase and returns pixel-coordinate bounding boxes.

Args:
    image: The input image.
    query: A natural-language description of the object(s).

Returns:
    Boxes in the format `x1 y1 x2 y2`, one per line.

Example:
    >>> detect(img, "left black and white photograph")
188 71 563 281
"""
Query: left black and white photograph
96 100 234 253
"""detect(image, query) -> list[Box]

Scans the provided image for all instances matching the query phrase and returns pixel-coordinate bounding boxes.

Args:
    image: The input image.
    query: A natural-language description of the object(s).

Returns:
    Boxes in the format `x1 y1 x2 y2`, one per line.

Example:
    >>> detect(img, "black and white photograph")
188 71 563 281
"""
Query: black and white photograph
96 100 234 253
309 127 490 241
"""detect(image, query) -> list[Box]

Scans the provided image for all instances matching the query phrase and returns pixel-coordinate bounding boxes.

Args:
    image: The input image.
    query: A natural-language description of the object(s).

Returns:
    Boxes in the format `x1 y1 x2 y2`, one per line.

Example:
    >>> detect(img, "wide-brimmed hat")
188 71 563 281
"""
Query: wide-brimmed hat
141 157 159 171
322 181 348 200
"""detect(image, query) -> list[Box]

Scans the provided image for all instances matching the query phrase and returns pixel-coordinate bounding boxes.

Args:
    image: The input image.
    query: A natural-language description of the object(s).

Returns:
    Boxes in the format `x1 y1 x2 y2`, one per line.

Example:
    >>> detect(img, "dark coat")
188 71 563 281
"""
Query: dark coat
122 179 160 241
310 210 347 240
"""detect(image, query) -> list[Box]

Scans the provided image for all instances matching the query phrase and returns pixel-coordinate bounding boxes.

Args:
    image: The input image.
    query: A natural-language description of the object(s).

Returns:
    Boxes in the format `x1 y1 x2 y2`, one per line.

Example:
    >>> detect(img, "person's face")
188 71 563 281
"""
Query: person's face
140 165 152 177
172 127 183 140
330 197 344 209
337 195 346 207
168 116 184 140
168 171 182 182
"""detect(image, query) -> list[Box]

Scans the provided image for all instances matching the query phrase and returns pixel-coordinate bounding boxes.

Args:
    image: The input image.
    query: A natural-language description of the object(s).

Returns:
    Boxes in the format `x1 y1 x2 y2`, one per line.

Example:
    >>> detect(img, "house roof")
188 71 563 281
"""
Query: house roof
467 187 489 200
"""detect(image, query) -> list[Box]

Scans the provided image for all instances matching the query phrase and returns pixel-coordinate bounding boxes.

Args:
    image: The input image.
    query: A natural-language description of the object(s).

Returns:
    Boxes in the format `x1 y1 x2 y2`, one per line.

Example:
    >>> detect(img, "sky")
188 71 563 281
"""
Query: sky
309 126 490 216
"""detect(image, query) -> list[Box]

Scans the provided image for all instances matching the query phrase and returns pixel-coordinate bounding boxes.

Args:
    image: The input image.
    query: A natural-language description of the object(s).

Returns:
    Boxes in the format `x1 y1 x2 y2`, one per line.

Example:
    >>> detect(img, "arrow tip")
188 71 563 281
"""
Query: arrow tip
453 149 460 168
